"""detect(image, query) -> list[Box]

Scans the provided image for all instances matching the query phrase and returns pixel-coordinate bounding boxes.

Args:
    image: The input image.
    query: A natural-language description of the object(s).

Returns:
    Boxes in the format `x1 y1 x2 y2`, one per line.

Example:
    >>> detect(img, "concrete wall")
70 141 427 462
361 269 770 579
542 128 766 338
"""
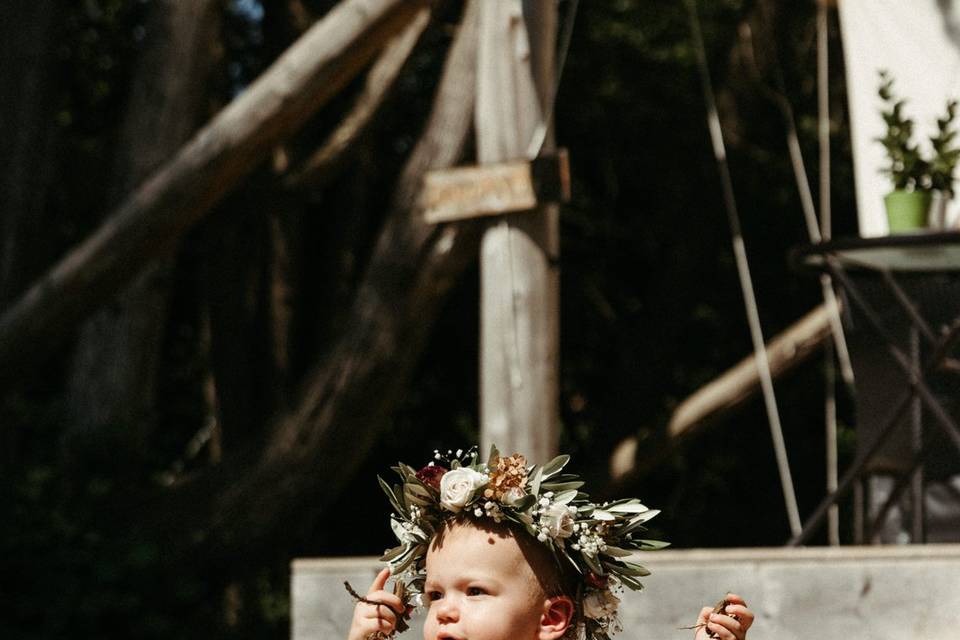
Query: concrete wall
292 545 960 640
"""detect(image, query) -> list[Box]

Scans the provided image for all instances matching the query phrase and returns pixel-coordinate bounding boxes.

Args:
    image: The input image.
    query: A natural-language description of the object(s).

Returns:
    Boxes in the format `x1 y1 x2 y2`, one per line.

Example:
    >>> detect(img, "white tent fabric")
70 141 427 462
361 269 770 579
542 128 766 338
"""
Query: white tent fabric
838 0 960 236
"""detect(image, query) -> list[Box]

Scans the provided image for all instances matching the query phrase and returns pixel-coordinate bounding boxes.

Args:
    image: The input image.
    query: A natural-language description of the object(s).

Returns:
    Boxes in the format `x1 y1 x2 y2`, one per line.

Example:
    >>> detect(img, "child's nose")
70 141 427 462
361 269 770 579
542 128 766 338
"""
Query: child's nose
435 596 460 623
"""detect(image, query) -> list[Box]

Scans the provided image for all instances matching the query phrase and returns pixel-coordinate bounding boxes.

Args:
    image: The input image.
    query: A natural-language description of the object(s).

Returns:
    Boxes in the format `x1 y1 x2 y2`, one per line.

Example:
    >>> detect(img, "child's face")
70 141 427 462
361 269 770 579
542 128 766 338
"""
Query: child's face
422 521 551 640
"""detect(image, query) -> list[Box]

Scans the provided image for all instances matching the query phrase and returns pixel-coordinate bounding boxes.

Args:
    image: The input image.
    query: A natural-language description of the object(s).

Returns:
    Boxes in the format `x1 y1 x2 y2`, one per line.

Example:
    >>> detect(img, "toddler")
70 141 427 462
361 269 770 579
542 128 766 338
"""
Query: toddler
346 447 753 640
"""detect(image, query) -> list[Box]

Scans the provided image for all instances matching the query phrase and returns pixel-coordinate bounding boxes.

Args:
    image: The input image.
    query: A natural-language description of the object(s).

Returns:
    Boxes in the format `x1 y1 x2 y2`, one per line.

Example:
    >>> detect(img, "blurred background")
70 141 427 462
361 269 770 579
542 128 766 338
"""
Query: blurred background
1 0 863 637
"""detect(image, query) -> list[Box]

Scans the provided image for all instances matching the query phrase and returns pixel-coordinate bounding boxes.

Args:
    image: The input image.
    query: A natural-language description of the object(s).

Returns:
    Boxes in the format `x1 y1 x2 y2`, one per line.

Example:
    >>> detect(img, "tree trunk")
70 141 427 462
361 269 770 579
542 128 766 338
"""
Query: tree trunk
0 0 59 307
64 0 222 457
0 0 431 384
148 0 483 565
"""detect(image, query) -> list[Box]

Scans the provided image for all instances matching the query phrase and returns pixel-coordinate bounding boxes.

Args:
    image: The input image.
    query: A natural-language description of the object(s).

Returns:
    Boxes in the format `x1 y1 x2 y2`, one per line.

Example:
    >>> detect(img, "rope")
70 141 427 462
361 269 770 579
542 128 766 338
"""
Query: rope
740 12 854 389
817 0 840 547
683 0 802 537
500 0 580 391
526 0 579 159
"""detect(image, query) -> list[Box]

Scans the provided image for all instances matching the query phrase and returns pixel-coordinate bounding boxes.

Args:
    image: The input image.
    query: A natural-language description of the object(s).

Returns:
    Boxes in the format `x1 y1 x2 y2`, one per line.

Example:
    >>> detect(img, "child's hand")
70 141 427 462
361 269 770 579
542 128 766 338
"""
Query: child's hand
693 594 754 640
346 568 404 640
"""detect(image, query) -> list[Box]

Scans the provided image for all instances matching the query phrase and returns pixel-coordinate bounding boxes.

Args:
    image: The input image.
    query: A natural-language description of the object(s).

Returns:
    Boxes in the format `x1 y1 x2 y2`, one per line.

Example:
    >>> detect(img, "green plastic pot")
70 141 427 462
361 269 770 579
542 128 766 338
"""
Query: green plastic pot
884 190 932 233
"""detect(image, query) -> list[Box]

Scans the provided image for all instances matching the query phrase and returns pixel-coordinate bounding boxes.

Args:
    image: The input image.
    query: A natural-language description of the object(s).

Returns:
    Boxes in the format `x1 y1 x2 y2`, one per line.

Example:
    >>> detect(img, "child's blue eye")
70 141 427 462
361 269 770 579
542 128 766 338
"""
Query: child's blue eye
427 591 443 602
466 587 486 596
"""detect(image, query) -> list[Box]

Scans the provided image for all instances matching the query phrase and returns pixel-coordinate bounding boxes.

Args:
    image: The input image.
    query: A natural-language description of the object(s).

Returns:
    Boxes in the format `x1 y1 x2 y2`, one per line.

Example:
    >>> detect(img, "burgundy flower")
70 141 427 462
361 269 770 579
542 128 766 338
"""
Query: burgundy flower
416 464 447 490
586 572 608 590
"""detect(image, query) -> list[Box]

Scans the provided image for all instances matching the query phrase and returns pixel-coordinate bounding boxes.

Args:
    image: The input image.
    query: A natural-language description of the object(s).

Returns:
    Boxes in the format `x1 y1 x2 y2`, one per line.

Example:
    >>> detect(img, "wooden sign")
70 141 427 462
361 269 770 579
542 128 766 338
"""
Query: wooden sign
421 149 570 224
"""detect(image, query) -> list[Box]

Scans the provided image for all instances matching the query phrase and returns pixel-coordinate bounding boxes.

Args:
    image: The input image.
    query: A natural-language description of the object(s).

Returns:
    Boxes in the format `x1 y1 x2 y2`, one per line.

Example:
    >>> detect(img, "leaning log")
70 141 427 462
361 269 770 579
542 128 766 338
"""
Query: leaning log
0 0 429 382
668 302 834 440
284 6 431 189
609 303 833 485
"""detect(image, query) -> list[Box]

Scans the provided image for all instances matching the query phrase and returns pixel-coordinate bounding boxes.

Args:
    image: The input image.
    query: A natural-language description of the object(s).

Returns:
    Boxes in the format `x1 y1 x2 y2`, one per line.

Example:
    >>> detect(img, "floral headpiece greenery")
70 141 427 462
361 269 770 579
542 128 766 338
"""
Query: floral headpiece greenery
378 445 668 640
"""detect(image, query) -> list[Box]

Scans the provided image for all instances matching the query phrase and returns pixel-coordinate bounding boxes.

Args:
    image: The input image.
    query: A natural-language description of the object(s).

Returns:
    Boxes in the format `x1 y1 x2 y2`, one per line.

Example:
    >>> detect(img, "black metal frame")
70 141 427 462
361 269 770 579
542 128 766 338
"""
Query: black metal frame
788 233 960 546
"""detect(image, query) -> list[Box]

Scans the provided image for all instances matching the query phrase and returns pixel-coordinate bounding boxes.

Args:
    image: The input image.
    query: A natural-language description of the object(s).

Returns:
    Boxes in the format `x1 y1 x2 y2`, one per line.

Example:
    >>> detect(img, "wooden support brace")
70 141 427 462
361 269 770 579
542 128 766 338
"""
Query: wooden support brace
421 149 570 224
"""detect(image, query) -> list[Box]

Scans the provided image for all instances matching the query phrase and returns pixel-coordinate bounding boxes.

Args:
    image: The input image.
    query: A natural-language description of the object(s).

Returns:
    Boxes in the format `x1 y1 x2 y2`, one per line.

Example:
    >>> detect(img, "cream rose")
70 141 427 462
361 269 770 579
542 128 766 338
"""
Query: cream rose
541 502 576 539
502 486 527 506
439 467 488 512
582 589 620 620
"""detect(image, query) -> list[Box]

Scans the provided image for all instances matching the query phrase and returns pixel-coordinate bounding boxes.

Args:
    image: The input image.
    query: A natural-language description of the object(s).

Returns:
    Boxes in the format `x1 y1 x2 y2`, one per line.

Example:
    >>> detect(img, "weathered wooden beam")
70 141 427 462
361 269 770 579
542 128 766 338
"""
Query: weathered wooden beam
0 0 429 382
668 303 833 440
283 6 431 190
477 0 559 463
609 304 833 485
421 150 570 224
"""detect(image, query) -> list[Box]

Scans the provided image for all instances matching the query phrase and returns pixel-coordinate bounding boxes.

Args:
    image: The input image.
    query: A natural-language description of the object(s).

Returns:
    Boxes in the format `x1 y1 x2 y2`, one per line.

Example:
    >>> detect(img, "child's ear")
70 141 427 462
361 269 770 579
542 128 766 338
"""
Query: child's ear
539 596 575 640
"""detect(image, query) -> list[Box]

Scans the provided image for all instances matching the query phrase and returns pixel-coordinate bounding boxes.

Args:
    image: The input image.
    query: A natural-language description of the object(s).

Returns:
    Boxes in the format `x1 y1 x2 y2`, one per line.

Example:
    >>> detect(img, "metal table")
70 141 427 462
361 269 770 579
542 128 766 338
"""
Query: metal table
790 231 960 545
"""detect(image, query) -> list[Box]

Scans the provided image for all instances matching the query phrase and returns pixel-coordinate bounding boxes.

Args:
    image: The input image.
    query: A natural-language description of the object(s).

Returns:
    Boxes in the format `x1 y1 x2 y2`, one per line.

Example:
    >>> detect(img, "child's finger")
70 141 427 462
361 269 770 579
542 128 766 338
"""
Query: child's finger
359 602 398 625
365 590 404 614
705 620 736 640
356 612 396 637
723 593 747 607
708 611 744 640
692 606 712 639
367 567 392 595
724 604 754 632
696 605 713 624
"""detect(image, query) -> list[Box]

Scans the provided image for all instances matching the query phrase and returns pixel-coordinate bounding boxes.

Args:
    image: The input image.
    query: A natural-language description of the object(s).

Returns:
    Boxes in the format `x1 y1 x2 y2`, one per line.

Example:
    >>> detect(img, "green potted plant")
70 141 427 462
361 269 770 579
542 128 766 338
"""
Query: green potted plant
876 71 960 232
876 70 931 232
928 98 960 227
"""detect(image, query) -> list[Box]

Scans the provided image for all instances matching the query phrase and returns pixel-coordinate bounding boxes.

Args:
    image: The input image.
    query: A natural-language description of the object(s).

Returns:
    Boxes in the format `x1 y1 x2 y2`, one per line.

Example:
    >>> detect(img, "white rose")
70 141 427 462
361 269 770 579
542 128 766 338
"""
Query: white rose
582 589 620 620
502 486 527 506
542 502 576 539
439 467 488 512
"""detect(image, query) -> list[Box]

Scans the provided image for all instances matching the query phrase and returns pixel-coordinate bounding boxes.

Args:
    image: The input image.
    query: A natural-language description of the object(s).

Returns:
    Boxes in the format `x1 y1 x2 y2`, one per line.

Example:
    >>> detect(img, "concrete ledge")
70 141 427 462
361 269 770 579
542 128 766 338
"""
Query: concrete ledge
292 545 960 640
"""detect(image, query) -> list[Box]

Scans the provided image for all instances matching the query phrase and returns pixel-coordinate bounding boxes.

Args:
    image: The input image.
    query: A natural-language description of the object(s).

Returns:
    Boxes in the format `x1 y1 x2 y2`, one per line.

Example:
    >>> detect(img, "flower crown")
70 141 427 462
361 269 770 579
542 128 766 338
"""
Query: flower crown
378 446 668 640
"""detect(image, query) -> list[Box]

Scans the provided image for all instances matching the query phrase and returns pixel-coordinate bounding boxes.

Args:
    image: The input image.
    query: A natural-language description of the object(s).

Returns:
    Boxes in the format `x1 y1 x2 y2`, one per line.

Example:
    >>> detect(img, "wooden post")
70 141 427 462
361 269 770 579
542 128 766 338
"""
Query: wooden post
476 0 558 463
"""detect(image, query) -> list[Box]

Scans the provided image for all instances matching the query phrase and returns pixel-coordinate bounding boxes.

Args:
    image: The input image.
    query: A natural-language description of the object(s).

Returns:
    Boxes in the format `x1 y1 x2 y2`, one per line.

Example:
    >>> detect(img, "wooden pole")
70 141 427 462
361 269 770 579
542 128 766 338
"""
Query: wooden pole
0 0 428 382
477 0 559 462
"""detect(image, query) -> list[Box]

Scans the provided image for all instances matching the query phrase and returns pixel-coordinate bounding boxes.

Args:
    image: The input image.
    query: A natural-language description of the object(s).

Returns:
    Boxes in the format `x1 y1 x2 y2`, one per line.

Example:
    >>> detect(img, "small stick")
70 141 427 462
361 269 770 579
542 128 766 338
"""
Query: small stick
344 580 411 636
679 597 737 638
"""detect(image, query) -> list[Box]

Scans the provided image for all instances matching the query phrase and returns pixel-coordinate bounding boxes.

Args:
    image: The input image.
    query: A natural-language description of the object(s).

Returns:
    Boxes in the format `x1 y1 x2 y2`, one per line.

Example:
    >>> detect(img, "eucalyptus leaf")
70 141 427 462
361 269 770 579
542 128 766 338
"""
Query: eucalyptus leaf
378 476 406 515
618 574 644 590
606 501 649 514
406 482 433 499
582 551 604 575
513 494 537 511
637 539 671 550
380 544 406 562
540 481 585 492
617 561 651 577
540 454 570 478
529 465 544 496
403 492 432 506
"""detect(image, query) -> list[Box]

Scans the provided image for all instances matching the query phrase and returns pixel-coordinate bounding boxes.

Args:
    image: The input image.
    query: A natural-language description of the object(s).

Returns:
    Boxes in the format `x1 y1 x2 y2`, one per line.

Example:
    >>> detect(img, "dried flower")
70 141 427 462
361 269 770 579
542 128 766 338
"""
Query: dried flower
586 573 608 590
583 589 620 620
416 464 447 490
483 452 528 502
